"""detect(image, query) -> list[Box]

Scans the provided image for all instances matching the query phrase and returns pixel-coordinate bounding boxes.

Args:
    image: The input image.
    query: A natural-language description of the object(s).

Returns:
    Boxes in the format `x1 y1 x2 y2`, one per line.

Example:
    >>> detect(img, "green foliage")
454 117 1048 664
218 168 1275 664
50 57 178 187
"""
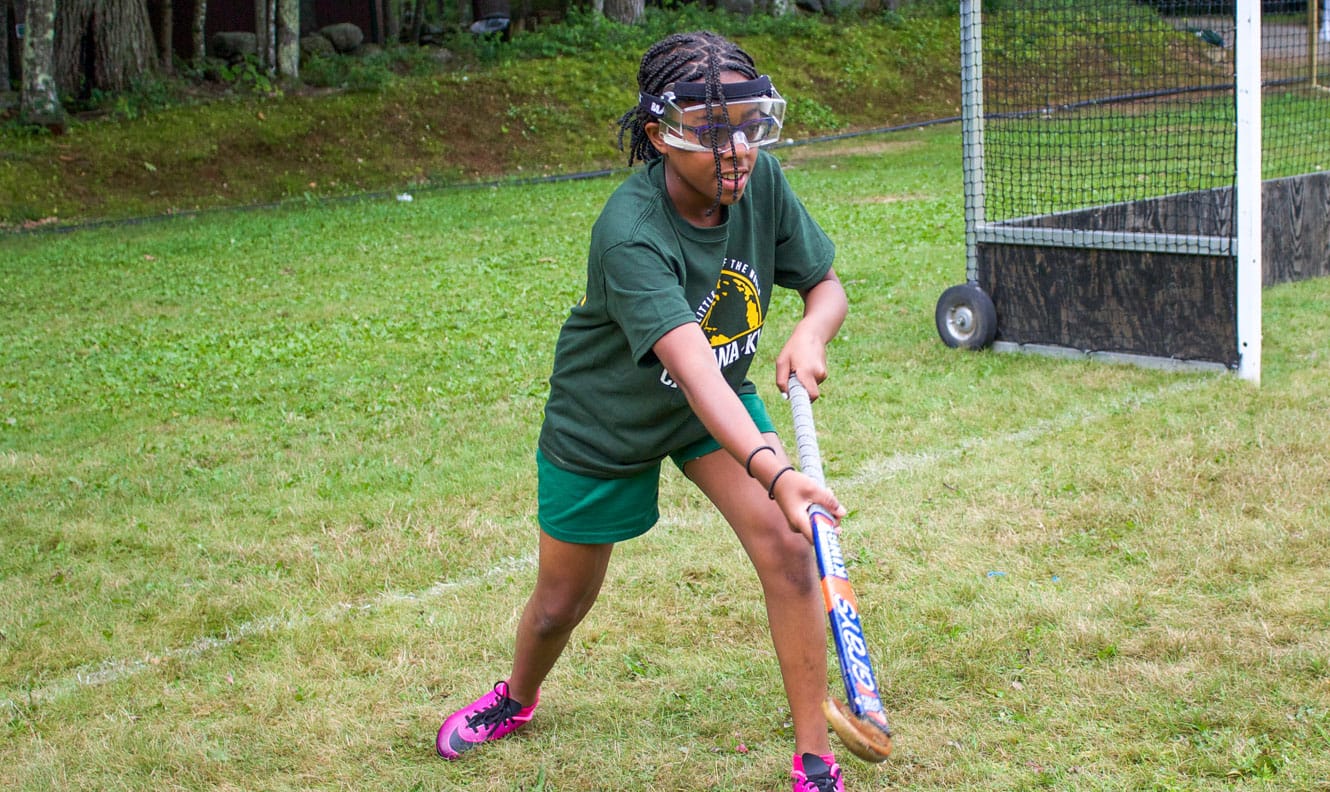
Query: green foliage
0 14 962 228
501 6 637 59
79 75 183 121
0 118 54 139
214 55 281 95
898 0 960 16
301 53 394 91
985 0 1191 75
304 45 445 90
492 4 910 62
786 96 847 132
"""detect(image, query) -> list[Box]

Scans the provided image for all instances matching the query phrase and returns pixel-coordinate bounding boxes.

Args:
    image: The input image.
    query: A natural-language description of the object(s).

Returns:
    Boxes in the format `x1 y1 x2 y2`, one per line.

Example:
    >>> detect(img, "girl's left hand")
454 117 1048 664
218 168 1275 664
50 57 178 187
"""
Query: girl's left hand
770 467 845 543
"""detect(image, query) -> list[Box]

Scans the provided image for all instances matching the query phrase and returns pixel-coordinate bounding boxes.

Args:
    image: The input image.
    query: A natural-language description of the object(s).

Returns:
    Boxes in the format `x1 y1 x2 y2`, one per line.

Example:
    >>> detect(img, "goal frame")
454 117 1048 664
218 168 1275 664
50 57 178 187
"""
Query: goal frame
952 0 1305 383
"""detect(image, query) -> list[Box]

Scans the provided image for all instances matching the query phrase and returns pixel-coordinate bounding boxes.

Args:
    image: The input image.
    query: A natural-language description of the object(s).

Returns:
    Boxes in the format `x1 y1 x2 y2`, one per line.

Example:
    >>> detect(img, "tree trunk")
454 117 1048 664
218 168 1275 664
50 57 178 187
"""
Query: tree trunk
152 0 170 74
602 0 640 24
405 0 423 44
253 0 273 71
91 0 157 90
1 0 11 91
276 0 296 81
589 0 603 17
191 0 205 61
384 0 398 42
252 0 263 67
55 0 93 96
20 0 65 129
265 0 274 67
54 0 157 95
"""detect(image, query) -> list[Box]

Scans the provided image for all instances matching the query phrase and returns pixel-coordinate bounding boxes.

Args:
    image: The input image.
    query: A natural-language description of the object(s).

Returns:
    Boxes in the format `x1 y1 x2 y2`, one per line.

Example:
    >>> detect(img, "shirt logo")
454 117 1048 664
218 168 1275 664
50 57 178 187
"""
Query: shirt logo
660 259 765 389
699 268 763 348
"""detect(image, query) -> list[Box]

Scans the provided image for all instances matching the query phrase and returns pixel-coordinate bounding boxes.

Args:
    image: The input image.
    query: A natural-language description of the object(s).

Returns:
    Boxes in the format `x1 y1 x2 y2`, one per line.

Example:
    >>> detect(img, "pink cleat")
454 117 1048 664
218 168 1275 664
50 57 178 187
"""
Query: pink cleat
792 752 844 792
436 680 539 759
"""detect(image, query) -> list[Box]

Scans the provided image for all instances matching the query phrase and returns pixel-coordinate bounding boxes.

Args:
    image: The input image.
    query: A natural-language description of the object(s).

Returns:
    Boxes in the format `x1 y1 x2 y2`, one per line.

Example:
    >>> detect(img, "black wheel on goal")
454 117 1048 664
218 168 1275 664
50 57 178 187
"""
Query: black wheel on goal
935 284 997 350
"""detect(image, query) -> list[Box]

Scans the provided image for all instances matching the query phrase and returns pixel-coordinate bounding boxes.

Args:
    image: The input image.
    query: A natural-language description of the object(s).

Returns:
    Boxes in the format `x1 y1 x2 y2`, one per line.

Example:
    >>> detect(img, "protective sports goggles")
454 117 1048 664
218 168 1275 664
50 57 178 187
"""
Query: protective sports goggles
639 75 786 153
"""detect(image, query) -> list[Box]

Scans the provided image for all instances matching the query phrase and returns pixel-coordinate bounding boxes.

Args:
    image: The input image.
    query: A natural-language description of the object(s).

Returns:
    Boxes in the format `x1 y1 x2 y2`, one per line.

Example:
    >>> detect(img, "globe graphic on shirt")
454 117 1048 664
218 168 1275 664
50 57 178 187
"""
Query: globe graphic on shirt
700 270 763 347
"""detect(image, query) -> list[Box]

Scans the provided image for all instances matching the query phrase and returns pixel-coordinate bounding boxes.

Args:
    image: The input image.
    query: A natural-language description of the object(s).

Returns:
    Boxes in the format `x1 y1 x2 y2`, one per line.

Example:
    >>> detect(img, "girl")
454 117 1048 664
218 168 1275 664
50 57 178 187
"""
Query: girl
437 30 851 792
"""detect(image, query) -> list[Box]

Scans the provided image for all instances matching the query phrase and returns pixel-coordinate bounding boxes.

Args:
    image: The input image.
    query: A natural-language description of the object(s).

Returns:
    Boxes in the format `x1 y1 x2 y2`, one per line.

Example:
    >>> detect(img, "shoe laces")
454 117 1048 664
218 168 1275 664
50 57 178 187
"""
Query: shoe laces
801 770 841 792
796 754 842 792
798 777 840 792
465 682 525 735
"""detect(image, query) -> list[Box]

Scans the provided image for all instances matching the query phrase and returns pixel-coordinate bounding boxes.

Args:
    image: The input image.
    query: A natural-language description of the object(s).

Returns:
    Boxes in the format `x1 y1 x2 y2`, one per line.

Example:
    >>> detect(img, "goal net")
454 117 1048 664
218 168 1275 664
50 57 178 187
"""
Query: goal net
946 0 1330 379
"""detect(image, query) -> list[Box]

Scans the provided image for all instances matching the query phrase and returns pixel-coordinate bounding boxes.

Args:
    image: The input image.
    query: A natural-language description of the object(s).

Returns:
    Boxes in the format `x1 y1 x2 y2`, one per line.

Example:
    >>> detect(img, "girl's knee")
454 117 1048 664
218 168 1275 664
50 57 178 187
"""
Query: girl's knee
780 557 821 597
752 530 820 594
526 591 596 637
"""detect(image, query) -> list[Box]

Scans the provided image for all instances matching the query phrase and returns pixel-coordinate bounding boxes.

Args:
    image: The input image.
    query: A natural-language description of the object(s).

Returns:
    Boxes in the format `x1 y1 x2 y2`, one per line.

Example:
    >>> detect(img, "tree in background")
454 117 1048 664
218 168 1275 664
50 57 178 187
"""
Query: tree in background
253 0 297 80
192 0 207 64
55 0 157 96
603 0 641 24
2 0 11 91
150 0 171 73
255 0 273 69
19 0 65 129
276 0 296 79
404 0 425 43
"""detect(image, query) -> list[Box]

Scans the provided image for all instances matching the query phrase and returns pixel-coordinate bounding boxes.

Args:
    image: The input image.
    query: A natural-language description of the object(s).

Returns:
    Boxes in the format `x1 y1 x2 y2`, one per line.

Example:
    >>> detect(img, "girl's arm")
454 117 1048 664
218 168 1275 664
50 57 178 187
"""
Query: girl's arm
652 321 846 543
774 266 847 401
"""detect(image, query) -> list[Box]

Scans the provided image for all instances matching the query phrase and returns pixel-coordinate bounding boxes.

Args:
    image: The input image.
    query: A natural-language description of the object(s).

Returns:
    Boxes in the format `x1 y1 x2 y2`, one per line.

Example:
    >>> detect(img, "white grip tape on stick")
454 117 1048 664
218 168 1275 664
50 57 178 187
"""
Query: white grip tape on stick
787 373 826 488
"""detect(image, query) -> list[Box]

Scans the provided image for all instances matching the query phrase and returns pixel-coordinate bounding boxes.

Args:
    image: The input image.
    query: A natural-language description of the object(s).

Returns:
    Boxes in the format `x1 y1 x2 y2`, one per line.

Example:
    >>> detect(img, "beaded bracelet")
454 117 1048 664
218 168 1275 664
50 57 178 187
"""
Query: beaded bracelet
744 445 776 477
767 465 796 500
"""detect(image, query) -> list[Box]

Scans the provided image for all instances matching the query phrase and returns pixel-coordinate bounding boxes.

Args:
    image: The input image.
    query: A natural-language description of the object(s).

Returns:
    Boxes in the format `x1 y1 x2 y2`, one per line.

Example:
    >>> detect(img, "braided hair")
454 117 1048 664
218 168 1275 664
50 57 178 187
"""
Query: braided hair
616 31 761 213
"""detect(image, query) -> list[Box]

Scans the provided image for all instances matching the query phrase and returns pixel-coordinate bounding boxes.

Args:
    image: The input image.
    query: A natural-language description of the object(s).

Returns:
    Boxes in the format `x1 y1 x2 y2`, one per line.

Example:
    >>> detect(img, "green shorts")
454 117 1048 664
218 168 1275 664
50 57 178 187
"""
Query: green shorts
537 392 776 545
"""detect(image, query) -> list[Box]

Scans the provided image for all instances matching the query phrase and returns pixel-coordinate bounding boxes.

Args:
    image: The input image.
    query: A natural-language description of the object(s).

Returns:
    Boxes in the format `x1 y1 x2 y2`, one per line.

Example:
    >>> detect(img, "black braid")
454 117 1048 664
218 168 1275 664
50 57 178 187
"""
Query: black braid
616 31 761 212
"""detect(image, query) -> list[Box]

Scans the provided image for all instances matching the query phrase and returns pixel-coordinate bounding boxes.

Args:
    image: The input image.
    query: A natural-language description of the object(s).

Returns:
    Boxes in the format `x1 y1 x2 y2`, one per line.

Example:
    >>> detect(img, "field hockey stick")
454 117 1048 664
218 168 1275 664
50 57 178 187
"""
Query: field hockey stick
787 373 893 763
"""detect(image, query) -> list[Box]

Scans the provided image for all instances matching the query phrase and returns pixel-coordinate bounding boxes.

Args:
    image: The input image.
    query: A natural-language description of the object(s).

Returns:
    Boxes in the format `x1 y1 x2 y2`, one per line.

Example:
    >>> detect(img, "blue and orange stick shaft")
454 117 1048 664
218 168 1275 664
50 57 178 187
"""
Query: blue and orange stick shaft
788 374 893 762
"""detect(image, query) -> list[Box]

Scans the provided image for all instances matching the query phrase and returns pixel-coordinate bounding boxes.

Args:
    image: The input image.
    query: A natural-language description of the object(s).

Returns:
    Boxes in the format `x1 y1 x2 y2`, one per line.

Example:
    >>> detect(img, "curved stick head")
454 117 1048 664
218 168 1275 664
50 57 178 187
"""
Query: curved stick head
823 697 893 763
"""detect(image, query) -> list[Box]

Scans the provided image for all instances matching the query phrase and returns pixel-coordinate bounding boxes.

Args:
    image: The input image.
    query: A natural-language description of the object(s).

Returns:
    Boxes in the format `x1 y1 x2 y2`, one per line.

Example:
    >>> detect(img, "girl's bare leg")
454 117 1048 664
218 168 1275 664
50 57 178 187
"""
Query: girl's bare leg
684 436 833 757
507 531 615 705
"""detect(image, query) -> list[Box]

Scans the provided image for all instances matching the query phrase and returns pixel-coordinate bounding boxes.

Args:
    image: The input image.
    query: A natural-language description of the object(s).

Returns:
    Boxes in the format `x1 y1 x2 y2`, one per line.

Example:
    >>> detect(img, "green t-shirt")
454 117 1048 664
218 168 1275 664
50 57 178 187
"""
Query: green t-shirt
538 149 835 477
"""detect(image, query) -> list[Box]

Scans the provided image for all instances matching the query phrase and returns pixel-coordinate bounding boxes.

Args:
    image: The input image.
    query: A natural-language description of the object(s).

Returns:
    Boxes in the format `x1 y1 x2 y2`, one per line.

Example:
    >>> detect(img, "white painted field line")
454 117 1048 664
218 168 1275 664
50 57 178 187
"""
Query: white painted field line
842 378 1207 487
0 553 535 713
2 377 1210 713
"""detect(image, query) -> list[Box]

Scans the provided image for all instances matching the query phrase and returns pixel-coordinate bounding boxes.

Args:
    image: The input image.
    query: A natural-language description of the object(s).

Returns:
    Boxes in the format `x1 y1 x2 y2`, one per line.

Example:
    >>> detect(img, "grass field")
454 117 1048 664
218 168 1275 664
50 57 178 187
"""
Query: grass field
3 126 1330 791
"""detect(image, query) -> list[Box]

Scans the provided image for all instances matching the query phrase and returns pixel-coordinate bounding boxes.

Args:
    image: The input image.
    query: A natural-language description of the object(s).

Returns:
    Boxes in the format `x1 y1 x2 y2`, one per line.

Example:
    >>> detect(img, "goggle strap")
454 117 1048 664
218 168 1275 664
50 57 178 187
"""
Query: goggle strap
638 75 776 117
671 75 773 102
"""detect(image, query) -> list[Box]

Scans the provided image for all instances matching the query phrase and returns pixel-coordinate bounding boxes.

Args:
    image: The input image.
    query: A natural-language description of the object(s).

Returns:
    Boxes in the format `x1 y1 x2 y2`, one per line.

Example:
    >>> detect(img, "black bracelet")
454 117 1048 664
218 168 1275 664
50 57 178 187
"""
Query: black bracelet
767 465 796 500
744 445 776 478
